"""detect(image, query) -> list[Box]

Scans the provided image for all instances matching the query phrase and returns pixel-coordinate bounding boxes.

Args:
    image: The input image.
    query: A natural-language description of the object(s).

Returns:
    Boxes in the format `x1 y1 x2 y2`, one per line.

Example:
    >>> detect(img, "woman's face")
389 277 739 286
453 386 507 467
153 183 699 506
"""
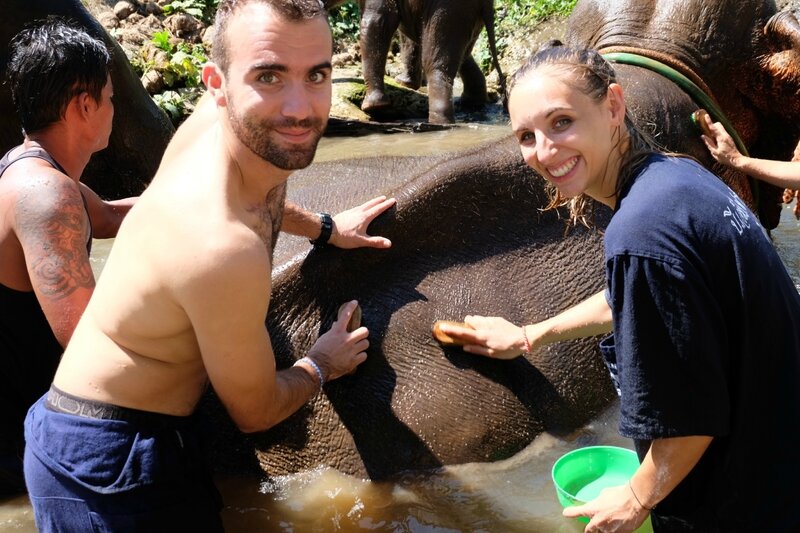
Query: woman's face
509 65 625 205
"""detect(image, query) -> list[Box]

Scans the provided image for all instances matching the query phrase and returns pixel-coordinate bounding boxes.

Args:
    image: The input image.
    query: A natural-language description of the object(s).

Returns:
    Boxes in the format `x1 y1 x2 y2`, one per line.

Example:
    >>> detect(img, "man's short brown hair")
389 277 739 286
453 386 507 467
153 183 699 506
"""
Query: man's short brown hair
211 0 330 74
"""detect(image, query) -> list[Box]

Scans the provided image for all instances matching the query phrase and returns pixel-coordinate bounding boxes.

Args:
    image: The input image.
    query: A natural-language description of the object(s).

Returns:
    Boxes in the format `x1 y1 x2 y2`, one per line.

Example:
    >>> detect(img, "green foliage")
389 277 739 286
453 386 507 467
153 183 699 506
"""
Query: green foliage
166 42 208 88
500 0 577 26
328 1 360 43
153 87 204 124
143 32 209 124
475 0 577 72
162 0 220 24
151 30 172 53
148 32 208 88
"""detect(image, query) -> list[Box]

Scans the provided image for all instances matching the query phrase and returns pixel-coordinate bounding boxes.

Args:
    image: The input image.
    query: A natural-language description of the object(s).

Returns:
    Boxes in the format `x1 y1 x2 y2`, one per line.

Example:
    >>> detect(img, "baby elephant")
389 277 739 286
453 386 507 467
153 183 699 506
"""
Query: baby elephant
327 0 505 123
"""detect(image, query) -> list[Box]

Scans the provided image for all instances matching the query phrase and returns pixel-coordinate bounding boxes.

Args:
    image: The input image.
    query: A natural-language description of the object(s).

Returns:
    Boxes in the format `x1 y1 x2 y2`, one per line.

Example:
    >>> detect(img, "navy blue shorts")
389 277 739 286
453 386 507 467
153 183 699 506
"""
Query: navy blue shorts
24 391 224 532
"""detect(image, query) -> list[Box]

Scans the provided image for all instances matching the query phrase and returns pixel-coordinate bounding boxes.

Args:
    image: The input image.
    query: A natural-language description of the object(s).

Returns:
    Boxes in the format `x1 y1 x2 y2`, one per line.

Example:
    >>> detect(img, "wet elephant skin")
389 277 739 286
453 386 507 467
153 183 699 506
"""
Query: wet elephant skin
197 135 617 480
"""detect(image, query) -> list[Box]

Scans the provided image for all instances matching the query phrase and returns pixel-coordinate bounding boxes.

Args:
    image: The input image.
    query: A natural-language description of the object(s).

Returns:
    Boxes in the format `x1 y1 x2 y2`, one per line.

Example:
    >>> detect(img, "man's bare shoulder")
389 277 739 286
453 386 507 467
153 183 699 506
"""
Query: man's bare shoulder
1 160 82 213
1 162 87 247
115 189 272 287
180 222 273 285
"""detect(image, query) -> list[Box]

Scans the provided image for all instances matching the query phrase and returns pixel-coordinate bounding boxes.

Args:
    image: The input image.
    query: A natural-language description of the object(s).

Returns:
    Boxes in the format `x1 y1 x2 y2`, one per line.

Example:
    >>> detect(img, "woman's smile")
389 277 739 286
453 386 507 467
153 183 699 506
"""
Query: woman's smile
547 155 579 179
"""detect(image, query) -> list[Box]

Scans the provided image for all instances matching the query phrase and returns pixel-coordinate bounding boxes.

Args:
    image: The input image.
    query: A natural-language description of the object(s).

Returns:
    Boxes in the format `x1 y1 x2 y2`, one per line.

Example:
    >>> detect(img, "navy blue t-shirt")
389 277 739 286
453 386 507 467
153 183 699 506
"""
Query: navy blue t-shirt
603 154 800 531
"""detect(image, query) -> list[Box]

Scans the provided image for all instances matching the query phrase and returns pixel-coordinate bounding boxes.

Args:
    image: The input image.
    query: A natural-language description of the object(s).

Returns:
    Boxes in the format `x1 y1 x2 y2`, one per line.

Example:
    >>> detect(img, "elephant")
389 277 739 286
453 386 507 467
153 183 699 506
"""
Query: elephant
325 0 506 124
196 134 618 480
564 0 800 230
195 0 800 481
1 0 174 198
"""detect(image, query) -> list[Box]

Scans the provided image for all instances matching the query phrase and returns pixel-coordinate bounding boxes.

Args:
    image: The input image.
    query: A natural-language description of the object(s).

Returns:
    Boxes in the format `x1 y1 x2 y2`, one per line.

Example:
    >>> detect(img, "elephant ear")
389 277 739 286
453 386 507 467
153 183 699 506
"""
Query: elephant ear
760 11 800 107
764 10 800 52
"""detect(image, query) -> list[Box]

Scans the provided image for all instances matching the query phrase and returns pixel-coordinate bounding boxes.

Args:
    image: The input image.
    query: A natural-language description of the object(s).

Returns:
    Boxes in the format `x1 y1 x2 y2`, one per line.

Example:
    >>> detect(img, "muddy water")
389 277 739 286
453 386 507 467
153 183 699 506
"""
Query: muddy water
2 126 799 532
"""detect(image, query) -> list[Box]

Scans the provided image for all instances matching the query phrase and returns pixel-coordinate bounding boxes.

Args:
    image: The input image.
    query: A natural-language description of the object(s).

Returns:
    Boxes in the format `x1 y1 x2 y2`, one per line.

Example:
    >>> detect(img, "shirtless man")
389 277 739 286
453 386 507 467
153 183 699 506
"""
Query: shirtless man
0 18 136 496
24 2 375 530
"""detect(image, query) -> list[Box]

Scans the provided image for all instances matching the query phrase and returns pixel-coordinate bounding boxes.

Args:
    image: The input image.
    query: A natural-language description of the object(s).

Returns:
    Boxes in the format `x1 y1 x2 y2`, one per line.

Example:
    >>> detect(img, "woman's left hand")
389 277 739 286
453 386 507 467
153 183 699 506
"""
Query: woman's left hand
562 484 650 533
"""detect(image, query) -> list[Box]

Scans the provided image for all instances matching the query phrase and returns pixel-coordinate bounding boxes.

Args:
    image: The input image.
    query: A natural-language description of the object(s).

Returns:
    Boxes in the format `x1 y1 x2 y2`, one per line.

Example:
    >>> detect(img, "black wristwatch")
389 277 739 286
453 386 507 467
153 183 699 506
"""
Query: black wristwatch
310 212 333 246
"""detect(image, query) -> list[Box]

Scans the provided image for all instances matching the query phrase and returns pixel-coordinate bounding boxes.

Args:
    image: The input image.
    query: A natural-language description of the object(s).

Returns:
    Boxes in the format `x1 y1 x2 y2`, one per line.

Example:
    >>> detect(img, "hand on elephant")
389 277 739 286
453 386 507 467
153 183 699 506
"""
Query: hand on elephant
700 114 743 169
436 316 528 360
330 195 396 249
308 301 369 381
562 483 650 533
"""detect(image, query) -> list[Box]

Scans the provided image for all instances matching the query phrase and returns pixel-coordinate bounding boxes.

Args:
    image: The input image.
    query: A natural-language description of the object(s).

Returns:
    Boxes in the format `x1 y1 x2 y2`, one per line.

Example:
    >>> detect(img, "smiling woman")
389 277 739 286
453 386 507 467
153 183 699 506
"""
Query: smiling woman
438 43 800 532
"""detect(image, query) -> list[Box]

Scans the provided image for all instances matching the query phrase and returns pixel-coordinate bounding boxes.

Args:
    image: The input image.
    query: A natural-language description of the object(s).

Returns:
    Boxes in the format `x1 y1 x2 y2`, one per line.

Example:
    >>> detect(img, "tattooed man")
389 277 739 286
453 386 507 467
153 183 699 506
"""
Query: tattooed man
0 18 136 495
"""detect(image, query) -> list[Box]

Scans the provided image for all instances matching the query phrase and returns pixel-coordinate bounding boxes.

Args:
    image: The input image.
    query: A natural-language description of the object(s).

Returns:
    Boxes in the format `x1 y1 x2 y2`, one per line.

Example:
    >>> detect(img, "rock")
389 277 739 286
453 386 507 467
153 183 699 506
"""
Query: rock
141 69 165 94
124 13 144 26
142 1 162 16
139 41 170 68
113 1 137 20
332 52 354 68
98 12 120 30
114 27 150 49
332 76 428 121
138 14 166 33
163 13 204 40
201 25 215 49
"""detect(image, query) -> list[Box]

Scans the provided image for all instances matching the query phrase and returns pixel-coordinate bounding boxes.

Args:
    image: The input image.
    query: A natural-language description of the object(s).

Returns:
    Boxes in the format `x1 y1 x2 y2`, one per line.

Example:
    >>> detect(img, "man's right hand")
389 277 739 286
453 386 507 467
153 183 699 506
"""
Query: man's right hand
308 300 369 381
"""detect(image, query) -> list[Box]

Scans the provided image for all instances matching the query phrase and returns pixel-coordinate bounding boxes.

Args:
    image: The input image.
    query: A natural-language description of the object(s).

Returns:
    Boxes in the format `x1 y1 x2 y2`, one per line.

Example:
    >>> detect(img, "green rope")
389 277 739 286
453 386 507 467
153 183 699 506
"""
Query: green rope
602 51 760 207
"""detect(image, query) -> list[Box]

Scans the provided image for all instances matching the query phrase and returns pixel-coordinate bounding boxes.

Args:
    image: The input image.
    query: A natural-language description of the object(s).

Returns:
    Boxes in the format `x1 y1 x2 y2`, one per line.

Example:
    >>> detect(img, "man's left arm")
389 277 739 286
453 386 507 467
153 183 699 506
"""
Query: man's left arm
281 196 396 249
78 183 137 239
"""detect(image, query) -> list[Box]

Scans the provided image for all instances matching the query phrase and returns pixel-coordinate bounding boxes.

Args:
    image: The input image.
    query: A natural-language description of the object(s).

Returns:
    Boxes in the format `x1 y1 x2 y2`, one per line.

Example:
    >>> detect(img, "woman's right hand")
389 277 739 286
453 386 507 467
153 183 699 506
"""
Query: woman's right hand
437 316 538 360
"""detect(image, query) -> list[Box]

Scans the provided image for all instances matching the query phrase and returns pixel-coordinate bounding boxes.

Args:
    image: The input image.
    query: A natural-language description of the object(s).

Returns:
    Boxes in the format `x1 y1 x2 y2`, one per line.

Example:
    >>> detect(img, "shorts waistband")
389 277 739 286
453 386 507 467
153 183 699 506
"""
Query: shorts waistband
45 385 191 427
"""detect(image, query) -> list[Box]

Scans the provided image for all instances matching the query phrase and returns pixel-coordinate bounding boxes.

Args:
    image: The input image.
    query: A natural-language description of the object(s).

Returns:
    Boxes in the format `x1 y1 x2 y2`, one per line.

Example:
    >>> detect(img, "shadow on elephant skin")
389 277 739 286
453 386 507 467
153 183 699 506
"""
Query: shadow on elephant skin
441 341 610 441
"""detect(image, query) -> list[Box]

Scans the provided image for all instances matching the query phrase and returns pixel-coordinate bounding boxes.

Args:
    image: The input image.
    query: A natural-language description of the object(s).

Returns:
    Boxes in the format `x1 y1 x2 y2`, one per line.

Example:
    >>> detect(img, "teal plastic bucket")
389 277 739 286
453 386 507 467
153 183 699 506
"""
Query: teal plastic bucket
552 445 653 532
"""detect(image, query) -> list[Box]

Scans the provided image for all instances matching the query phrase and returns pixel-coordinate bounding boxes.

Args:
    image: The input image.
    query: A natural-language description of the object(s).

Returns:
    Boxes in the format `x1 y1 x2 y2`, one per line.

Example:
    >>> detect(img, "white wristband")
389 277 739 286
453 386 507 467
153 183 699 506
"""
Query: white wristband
295 356 325 391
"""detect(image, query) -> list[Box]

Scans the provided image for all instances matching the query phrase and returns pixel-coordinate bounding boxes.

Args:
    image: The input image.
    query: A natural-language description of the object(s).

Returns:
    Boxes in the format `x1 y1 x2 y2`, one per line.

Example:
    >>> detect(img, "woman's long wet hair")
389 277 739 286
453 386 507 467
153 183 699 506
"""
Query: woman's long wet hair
509 42 658 227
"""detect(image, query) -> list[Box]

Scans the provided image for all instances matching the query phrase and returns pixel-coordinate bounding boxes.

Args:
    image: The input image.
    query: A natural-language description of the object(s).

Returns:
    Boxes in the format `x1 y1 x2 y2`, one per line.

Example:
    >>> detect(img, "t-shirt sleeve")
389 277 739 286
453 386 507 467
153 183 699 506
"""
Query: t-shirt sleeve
606 253 730 440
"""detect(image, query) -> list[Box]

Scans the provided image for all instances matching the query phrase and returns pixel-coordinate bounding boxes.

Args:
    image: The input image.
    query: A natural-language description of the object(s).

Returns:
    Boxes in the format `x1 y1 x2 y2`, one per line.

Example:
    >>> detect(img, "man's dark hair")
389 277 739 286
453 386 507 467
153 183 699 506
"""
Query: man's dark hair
5 17 112 135
212 0 329 75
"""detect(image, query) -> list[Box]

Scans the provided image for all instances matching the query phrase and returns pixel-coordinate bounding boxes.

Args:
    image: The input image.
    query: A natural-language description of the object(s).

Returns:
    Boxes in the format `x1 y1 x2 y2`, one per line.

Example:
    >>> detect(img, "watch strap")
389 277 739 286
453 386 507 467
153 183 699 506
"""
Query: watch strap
310 212 333 246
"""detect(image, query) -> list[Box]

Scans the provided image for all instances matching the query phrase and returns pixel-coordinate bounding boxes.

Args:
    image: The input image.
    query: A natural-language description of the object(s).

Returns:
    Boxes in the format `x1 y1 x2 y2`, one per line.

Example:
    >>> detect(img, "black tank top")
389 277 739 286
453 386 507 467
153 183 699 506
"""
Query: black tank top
0 147 93 454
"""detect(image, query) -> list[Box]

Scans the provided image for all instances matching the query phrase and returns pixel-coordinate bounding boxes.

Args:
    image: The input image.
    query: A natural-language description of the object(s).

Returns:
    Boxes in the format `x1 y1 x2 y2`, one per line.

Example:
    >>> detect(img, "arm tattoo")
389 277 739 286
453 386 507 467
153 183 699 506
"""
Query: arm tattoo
16 187 94 299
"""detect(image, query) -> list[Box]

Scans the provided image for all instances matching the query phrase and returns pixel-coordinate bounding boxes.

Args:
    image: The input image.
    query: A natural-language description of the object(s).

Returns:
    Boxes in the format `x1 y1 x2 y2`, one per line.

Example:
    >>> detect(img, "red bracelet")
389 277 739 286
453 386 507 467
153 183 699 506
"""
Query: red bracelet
522 326 532 354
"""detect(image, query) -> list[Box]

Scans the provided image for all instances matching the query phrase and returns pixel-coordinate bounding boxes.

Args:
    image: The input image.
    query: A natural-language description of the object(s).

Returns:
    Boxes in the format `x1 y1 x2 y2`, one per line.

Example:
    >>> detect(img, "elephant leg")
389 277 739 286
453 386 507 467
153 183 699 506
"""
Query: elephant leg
421 6 488 124
423 67 457 124
458 49 488 108
359 0 400 113
395 35 422 90
421 41 464 123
